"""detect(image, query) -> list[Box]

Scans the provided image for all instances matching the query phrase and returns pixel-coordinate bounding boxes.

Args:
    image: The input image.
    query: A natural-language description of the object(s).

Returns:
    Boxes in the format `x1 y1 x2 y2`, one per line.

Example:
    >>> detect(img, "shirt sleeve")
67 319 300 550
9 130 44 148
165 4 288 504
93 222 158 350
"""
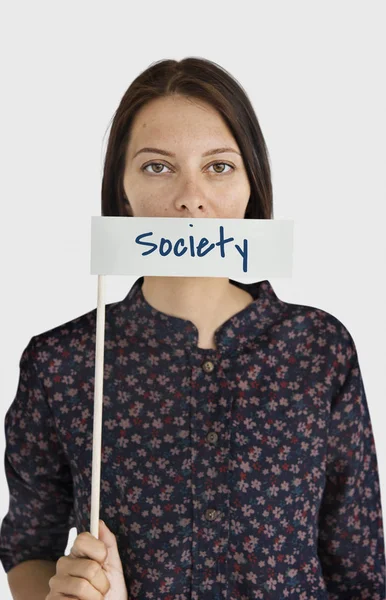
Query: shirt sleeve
0 336 75 574
317 335 386 599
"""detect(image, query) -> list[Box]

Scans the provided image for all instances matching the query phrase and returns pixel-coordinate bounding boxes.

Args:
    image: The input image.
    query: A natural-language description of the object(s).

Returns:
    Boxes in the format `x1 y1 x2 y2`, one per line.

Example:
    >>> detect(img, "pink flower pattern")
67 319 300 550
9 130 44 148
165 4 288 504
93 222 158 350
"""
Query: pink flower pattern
0 277 385 599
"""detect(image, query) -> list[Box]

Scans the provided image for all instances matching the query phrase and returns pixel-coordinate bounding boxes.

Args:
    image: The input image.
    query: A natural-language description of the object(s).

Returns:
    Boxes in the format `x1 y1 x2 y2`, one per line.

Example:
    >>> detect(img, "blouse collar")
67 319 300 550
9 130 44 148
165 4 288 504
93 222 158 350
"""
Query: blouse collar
112 276 288 354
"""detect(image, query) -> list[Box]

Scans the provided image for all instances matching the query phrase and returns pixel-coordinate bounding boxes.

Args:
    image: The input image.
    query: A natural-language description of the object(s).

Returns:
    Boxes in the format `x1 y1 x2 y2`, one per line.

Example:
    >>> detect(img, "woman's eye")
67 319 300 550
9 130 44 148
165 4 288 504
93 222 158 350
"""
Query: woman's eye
142 162 171 174
141 162 234 175
208 162 234 174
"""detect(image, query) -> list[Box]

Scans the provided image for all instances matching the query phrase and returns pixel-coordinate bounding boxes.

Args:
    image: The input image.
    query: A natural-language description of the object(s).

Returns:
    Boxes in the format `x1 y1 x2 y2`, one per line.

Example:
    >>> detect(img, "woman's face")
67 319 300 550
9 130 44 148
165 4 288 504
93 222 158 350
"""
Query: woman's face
122 95 251 219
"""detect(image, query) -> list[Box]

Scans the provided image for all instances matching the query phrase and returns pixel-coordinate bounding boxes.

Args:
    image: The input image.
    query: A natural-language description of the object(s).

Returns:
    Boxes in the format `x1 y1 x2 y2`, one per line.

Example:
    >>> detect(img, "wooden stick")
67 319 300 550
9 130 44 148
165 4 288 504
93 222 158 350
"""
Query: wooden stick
90 274 105 539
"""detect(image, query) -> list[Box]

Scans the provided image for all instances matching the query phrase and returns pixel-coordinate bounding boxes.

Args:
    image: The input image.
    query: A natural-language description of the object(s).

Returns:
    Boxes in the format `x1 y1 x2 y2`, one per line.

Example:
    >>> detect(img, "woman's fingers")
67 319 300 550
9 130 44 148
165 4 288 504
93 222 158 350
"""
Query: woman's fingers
47 530 111 599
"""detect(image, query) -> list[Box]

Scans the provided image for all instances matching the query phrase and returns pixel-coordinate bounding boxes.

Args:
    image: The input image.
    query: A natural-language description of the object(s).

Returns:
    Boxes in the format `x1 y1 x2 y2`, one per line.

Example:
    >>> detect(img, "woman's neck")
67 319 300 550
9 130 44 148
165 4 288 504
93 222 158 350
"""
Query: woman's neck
141 276 253 343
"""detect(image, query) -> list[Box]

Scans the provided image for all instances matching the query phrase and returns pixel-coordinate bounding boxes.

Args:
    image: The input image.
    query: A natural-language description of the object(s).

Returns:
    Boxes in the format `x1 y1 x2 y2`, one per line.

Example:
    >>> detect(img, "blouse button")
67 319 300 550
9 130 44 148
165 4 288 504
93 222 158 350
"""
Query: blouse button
202 360 215 373
207 431 218 444
205 508 218 521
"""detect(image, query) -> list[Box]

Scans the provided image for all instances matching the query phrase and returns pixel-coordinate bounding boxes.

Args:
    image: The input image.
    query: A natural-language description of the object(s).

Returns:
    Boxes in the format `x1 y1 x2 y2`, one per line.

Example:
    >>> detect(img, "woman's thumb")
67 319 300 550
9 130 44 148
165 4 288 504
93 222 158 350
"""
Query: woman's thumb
98 520 124 570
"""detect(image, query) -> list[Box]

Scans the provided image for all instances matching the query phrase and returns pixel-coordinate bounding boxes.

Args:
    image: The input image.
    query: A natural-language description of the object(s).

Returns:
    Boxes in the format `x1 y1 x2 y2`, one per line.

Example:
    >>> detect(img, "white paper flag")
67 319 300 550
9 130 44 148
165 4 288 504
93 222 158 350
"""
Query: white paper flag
90 216 294 279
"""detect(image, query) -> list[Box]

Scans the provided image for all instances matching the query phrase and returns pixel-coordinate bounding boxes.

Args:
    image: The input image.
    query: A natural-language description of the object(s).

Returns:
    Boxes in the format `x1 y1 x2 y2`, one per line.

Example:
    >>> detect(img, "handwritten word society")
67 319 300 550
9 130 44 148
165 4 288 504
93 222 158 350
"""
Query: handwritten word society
135 224 249 273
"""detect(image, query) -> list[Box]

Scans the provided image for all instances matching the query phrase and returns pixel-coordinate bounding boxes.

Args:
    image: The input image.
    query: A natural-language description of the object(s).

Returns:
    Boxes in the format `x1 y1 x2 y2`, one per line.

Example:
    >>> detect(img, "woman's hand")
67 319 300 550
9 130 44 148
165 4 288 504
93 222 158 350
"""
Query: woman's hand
46 519 128 600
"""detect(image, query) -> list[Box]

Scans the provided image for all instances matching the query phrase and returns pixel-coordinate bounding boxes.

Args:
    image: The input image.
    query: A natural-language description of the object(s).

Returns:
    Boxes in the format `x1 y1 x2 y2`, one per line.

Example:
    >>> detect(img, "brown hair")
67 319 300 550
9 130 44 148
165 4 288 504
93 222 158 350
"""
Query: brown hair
101 57 273 220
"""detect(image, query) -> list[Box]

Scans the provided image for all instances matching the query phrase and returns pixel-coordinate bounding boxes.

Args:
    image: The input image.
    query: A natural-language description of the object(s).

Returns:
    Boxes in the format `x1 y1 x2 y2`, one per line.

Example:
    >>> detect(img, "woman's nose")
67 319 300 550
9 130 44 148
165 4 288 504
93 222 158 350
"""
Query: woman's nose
177 195 207 216
175 178 207 214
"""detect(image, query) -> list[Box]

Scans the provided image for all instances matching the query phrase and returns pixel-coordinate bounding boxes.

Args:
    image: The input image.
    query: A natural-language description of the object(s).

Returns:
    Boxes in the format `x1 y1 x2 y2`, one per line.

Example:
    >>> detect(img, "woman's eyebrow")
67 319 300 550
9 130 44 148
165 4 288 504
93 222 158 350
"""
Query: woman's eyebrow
133 146 241 158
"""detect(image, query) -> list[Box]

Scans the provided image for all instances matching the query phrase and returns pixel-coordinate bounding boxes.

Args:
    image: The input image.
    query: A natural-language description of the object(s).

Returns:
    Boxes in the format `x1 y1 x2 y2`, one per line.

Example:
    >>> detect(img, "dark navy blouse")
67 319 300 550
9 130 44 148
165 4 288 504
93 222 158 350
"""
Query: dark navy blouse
0 276 385 599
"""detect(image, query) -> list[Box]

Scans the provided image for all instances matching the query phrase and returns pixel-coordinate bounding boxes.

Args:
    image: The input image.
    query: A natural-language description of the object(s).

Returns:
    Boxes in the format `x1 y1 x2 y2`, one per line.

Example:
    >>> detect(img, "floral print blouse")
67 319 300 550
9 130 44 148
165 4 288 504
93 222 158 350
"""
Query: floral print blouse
0 276 385 600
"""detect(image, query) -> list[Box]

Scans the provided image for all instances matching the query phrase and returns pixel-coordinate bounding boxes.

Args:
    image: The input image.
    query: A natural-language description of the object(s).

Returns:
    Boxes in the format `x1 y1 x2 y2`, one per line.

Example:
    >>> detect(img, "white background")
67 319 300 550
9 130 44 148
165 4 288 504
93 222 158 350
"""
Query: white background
0 1 385 596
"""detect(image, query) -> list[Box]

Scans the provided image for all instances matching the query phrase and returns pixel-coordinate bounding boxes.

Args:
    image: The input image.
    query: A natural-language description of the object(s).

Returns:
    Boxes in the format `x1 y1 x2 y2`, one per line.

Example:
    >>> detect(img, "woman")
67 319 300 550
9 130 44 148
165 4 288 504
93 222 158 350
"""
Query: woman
0 57 385 600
